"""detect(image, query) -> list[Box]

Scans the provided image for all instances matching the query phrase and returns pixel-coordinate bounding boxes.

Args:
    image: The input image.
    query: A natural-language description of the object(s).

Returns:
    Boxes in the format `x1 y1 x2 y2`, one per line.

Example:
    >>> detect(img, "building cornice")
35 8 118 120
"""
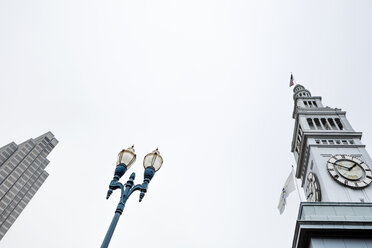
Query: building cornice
292 202 372 248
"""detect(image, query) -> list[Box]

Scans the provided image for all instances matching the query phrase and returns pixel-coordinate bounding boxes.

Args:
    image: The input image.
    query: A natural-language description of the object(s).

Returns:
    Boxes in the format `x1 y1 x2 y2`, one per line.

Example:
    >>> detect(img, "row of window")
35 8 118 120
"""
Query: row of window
0 205 14 223
0 144 17 163
5 147 14 155
0 225 7 236
303 101 318 108
0 170 46 228
0 163 37 190
0 150 13 163
315 139 355 145
39 139 51 150
307 118 344 130
297 92 310 97
40 159 49 170
295 122 352 154
24 142 34 150
294 86 304 92
0 146 32 181
0 162 42 208
2 219 11 229
0 144 46 186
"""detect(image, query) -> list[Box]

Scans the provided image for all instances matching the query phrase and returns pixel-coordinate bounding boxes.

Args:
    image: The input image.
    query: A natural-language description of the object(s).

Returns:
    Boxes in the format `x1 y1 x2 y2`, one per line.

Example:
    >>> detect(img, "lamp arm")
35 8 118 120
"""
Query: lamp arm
106 180 124 199
127 184 144 199
127 180 151 202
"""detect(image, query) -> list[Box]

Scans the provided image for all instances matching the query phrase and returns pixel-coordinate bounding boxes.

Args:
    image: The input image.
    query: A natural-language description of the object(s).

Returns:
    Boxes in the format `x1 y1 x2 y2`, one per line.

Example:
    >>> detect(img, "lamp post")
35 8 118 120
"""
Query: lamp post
101 146 163 248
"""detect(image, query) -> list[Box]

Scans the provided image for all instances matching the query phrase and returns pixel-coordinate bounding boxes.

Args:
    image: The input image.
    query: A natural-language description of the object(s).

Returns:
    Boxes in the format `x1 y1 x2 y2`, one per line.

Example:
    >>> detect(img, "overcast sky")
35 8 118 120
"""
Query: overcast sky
1 0 372 247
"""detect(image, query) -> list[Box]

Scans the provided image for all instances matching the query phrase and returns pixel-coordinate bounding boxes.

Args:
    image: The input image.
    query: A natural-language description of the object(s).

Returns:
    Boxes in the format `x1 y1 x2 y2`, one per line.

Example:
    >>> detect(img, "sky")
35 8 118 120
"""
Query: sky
1 0 372 247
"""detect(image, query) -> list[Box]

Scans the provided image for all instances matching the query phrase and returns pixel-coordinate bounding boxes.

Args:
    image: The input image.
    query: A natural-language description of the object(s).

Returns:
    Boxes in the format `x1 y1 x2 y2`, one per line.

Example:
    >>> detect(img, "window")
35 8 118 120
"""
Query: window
297 125 303 148
336 140 341 144
296 137 301 153
335 118 344 130
313 101 318 107
321 118 330 130
328 118 337 129
322 140 327 144
349 140 354 145
314 118 322 129
342 140 348 145
307 118 315 130
304 101 308 107
328 140 334 144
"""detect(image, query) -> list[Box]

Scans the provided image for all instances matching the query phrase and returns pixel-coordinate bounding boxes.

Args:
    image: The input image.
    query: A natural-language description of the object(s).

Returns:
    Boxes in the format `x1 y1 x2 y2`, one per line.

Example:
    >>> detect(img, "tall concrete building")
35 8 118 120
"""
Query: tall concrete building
0 132 58 240
290 85 372 247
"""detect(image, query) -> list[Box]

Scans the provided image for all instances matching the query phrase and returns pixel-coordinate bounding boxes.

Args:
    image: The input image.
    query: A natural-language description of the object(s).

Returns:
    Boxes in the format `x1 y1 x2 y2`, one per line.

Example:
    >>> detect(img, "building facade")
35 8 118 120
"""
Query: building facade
0 132 58 240
290 85 372 247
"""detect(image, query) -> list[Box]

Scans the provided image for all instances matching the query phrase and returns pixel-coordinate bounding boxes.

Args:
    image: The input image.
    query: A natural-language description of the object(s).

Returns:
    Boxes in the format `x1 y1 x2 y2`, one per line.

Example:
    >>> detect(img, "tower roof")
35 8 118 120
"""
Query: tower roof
293 84 311 100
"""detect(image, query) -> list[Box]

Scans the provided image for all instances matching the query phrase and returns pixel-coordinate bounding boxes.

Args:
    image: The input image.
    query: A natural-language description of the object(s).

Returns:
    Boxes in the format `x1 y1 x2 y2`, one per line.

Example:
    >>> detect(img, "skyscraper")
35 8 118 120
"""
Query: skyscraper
290 85 372 247
0 132 58 240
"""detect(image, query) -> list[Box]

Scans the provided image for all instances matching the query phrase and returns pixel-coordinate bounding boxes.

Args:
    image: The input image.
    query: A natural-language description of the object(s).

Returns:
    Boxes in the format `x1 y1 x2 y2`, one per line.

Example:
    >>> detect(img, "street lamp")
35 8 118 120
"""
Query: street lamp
101 146 163 248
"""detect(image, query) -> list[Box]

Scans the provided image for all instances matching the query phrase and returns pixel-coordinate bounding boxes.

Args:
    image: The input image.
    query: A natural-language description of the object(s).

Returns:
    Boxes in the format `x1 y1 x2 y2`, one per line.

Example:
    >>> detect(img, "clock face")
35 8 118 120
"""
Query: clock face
327 155 372 188
305 172 321 202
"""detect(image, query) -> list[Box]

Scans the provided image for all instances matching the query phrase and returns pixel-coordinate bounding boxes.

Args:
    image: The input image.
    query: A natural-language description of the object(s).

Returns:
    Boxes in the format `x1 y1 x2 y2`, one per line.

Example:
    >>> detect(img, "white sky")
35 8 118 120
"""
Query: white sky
1 0 372 247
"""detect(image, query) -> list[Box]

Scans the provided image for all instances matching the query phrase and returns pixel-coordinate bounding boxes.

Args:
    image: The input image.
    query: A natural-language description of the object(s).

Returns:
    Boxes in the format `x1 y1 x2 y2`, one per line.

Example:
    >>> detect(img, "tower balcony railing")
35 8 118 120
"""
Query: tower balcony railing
292 202 372 248
299 202 372 222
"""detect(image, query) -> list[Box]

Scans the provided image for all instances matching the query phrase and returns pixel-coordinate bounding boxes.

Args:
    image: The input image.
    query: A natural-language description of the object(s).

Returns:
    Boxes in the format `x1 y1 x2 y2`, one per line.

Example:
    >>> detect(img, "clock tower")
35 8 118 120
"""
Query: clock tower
291 84 372 247
291 84 372 202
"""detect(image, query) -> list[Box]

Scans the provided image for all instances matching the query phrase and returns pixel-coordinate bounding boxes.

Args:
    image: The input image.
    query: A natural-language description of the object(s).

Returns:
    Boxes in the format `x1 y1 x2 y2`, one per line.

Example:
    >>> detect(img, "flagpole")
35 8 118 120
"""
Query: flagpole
292 165 303 202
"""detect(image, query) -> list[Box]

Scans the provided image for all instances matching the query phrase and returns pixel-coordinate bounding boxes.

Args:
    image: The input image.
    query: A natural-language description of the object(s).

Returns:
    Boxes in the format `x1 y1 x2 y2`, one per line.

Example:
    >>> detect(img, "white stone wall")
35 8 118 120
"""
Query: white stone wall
304 144 372 202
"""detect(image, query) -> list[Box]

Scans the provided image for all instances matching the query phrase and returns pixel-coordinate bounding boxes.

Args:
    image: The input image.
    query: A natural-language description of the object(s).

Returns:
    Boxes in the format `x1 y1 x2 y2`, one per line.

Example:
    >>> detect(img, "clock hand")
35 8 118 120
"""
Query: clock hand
348 163 358 171
330 162 350 170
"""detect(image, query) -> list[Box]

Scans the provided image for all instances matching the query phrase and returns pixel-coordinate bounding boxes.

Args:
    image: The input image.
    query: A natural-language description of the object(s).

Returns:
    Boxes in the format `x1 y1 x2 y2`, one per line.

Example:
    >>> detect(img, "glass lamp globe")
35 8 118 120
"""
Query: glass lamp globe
117 145 136 169
143 148 163 171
